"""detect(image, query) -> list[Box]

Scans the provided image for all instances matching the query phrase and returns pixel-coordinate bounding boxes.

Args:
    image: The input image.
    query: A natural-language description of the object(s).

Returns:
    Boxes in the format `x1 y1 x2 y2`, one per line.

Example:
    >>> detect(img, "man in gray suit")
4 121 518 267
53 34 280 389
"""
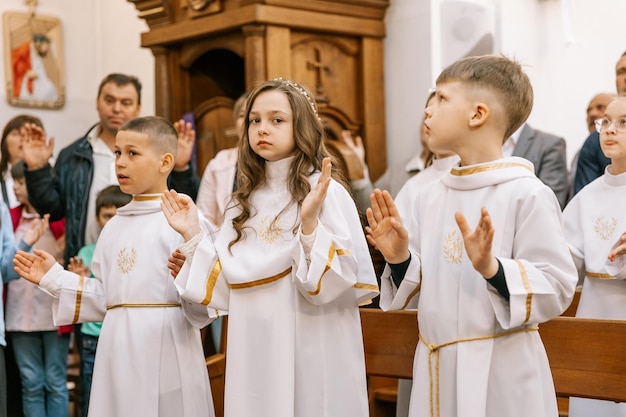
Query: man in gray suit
506 123 568 208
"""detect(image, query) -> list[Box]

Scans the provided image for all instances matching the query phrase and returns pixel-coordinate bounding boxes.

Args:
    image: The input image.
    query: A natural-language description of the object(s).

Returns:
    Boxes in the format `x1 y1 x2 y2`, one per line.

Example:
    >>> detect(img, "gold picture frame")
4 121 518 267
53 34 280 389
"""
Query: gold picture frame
3 11 65 109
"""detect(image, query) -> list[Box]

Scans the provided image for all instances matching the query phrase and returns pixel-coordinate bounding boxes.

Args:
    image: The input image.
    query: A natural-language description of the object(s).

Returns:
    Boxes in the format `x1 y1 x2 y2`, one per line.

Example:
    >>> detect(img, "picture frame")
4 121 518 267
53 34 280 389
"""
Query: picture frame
2 11 65 109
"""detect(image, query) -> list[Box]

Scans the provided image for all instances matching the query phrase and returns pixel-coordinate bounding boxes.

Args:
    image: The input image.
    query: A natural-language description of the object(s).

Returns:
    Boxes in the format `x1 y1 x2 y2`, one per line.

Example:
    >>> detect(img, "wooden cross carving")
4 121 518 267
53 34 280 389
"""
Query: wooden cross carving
306 47 330 103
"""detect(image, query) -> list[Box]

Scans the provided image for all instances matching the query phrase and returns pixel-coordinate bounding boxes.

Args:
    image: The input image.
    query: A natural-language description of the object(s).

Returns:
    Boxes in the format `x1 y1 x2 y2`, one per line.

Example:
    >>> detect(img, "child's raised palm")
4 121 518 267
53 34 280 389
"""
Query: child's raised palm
13 249 57 285
21 123 54 170
161 189 201 241
301 157 332 235
173 119 195 171
365 189 409 264
68 256 90 277
22 214 50 246
455 207 498 278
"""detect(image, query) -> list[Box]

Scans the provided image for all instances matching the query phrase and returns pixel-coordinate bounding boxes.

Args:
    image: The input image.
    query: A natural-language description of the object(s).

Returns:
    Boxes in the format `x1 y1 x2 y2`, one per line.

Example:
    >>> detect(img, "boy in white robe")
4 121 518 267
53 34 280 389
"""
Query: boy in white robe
366 55 578 417
14 116 216 417
161 78 379 417
565 95 626 417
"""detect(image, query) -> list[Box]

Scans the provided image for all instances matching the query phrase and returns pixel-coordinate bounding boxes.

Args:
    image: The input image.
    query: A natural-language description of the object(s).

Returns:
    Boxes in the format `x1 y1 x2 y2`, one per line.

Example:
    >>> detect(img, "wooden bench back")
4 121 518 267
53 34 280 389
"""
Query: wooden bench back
539 316 626 403
360 309 626 403
360 309 418 380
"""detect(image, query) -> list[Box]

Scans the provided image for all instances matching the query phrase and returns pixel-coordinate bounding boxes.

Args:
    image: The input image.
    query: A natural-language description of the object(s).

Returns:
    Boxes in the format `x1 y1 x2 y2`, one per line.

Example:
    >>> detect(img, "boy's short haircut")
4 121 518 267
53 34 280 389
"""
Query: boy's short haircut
119 116 178 158
96 185 131 215
436 54 533 141
10 160 26 180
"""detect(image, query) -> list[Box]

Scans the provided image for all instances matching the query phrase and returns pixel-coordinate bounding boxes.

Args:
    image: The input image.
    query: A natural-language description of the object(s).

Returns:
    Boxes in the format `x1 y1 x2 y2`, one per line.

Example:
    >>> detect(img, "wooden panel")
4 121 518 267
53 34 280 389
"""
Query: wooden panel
243 25 267 87
194 98 238 176
361 310 626 410
361 37 386 181
265 26 291 81
560 288 581 317
539 316 626 403
140 4 385 47
360 309 418 380
244 0 389 20
291 33 360 123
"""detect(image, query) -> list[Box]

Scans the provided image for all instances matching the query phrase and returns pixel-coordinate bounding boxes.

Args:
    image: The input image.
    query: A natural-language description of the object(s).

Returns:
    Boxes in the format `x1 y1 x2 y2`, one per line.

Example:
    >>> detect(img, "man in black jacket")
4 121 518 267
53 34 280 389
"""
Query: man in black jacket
22 73 199 267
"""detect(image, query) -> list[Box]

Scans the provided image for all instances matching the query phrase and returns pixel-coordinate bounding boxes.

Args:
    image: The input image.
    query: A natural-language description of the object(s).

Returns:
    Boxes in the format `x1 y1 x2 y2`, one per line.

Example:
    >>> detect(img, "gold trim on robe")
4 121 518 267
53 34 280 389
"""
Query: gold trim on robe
586 271 614 279
515 259 533 323
132 195 162 202
400 254 423 310
73 275 85 324
201 259 222 305
229 267 293 290
107 303 181 310
450 162 534 176
307 245 352 296
352 283 378 291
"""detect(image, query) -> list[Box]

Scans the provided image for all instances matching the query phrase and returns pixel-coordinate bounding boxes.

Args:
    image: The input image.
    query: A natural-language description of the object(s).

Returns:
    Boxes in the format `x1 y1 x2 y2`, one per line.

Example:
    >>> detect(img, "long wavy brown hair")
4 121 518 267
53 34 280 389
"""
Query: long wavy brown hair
228 79 348 251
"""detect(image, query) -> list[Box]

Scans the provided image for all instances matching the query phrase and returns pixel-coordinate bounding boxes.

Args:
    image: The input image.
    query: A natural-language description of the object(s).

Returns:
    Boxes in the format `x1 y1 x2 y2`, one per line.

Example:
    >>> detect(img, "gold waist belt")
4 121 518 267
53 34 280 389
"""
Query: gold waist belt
586 271 613 279
107 303 181 310
419 326 539 417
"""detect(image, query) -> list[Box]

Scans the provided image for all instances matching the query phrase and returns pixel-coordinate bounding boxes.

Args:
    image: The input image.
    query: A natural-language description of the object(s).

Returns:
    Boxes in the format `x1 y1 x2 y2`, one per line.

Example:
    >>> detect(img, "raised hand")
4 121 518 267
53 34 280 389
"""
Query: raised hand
22 214 50 246
68 256 90 277
173 119 195 171
21 123 54 170
340 130 366 168
13 249 57 284
608 232 626 262
301 157 332 235
168 249 186 279
161 189 201 241
455 207 498 278
365 189 409 264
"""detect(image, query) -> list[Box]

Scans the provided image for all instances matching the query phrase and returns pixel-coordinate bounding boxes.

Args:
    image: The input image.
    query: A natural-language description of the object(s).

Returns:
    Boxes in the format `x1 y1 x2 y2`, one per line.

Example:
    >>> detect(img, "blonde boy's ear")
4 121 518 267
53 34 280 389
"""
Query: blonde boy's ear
160 152 175 173
468 102 489 127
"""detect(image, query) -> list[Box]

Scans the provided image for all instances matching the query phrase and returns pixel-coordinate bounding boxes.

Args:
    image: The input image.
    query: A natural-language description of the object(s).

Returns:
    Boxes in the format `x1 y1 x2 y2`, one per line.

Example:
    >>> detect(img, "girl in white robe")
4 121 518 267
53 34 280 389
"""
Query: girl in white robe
564 96 626 417
162 78 378 417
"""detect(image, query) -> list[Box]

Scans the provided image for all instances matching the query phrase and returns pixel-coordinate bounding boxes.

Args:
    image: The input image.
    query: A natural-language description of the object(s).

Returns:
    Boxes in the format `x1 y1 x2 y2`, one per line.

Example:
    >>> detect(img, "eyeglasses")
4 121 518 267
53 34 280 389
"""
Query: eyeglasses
595 118 626 133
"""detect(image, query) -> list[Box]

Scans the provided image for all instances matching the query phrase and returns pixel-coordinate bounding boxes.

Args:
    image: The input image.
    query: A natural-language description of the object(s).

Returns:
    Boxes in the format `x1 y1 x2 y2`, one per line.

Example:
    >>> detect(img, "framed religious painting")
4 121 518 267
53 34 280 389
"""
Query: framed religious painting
2 11 65 109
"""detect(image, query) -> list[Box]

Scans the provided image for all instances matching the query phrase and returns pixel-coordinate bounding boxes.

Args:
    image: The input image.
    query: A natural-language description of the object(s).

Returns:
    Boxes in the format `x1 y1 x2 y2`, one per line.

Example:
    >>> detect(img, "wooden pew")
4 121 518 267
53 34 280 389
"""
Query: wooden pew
205 316 228 417
360 308 626 417
540 316 626 416
360 309 417 417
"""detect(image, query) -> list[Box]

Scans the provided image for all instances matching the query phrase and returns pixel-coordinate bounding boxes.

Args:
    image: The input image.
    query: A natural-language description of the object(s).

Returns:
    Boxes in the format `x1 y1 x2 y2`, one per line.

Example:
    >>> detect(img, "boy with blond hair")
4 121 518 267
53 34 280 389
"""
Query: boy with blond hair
366 55 578 417
14 116 215 417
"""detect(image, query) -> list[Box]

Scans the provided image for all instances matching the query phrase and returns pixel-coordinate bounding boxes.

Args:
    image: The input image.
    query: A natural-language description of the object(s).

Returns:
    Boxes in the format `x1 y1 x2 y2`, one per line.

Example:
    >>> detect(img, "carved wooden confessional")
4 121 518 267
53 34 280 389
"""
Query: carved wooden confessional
129 0 388 181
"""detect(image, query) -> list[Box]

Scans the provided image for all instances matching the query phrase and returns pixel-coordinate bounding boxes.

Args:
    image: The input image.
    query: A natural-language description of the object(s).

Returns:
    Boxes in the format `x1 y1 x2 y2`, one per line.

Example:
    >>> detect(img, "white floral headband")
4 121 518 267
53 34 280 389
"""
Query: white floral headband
273 77 320 119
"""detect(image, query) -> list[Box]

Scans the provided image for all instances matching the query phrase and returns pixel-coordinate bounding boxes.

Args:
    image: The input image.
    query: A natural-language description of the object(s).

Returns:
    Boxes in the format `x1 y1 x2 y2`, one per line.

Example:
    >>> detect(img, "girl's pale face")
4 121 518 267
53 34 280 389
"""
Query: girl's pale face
6 129 24 163
599 97 626 168
248 90 296 162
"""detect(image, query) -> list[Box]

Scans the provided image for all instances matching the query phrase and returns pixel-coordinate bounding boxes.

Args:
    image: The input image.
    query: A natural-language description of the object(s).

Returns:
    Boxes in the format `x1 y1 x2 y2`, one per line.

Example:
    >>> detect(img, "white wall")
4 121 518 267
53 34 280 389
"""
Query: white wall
0 0 154 155
384 0 626 168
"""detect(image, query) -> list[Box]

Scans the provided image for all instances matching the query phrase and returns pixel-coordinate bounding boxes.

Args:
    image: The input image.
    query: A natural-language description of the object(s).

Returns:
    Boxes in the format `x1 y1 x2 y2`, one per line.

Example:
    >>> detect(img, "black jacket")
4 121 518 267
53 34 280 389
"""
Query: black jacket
25 124 200 266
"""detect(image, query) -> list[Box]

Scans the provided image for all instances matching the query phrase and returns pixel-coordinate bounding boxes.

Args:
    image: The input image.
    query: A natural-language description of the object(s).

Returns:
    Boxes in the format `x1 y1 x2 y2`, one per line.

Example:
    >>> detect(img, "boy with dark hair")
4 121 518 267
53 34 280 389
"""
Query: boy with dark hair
15 116 215 417
367 55 578 417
